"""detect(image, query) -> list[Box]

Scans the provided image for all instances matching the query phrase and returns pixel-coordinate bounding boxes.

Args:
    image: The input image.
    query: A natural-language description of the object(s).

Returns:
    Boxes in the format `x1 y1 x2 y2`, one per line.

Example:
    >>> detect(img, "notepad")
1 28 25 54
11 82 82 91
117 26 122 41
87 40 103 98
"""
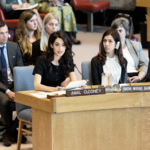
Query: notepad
65 80 87 90
15 3 38 10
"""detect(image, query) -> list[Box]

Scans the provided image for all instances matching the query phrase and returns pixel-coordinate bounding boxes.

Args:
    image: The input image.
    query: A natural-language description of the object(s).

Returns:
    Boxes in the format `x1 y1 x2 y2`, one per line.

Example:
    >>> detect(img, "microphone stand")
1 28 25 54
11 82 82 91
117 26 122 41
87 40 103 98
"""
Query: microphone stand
74 64 93 89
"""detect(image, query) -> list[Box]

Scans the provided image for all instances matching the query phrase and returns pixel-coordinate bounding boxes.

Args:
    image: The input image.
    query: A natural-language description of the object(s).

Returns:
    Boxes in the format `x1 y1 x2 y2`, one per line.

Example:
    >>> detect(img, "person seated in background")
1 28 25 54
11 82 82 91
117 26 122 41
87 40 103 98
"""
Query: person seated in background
114 13 138 41
33 30 78 92
0 0 42 31
32 12 59 65
29 0 81 44
91 29 127 85
0 20 26 147
111 18 148 83
13 10 41 66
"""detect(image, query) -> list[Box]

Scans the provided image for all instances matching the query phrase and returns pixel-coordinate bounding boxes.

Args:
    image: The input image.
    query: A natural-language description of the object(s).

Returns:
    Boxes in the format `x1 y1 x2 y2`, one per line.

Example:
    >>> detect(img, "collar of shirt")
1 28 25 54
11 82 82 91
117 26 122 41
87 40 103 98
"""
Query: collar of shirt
0 44 6 48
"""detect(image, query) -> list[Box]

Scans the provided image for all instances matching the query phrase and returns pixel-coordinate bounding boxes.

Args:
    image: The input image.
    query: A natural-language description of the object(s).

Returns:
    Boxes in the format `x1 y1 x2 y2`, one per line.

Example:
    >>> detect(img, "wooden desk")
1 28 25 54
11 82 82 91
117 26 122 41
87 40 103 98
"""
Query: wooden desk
136 0 150 41
15 83 150 150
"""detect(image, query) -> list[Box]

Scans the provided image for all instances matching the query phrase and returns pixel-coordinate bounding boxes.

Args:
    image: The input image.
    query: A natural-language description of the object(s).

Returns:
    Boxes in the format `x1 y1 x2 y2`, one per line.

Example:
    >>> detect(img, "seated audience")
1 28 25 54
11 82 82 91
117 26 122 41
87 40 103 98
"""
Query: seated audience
91 29 127 85
111 18 148 83
0 20 26 147
33 31 78 92
29 0 81 44
0 0 42 31
32 12 59 65
114 13 138 41
13 10 41 66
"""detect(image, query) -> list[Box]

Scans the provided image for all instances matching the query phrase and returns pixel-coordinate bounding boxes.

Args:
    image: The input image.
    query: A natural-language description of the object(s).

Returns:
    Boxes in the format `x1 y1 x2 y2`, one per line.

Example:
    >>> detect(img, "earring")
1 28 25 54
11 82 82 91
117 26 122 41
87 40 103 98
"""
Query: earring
115 41 120 50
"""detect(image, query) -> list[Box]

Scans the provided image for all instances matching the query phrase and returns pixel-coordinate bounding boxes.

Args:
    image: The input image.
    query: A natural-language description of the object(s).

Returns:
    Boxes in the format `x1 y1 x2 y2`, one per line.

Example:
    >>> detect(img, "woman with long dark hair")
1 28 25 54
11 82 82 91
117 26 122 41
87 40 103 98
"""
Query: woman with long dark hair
33 30 78 91
91 29 127 85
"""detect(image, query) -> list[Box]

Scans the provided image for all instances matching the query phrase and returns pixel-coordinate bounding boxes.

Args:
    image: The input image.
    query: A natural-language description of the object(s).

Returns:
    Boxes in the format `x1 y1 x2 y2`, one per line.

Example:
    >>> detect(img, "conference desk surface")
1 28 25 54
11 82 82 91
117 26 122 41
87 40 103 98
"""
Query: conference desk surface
15 83 150 150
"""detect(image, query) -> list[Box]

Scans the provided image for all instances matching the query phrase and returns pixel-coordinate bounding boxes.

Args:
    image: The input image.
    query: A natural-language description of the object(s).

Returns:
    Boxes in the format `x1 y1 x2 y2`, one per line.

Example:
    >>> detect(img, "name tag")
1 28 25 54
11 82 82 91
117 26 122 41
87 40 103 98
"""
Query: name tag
66 88 105 97
121 85 150 92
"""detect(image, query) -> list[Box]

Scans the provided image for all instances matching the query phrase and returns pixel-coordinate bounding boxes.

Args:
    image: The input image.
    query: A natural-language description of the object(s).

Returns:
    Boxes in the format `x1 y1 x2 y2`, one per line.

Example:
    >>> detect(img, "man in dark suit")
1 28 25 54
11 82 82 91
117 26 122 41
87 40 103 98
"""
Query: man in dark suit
0 20 24 146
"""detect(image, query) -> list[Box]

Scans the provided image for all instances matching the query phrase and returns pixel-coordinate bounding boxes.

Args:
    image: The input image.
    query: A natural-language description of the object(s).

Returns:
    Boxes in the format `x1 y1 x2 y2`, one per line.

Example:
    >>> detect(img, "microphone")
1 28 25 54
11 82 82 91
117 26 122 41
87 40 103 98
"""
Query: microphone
74 64 93 89
123 64 131 86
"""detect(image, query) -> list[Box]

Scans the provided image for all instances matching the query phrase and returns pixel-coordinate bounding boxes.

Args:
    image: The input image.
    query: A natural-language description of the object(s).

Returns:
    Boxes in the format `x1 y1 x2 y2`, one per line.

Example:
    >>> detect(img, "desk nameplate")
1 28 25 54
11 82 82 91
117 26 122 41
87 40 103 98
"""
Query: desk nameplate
121 85 150 92
66 88 105 97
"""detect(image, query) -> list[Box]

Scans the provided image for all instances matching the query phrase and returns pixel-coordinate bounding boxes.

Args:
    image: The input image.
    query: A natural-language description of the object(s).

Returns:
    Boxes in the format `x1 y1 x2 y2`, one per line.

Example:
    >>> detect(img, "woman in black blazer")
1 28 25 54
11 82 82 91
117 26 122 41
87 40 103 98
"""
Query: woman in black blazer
91 29 127 85
32 12 59 65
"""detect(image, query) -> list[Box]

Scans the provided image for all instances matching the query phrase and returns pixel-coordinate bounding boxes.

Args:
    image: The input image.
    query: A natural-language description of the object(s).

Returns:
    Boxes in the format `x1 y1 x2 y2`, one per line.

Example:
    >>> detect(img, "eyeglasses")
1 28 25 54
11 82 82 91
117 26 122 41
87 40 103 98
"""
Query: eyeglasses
118 13 130 17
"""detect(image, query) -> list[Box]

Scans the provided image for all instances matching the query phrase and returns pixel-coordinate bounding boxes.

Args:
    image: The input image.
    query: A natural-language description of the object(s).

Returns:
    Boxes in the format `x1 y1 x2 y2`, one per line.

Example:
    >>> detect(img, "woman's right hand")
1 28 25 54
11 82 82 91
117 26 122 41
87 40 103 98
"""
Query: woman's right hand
55 86 65 91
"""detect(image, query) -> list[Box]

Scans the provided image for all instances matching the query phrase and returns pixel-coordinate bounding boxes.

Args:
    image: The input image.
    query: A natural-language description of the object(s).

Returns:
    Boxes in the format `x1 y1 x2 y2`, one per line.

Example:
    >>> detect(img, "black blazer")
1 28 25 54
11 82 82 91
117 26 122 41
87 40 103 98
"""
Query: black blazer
91 56 127 85
0 41 23 93
32 39 45 65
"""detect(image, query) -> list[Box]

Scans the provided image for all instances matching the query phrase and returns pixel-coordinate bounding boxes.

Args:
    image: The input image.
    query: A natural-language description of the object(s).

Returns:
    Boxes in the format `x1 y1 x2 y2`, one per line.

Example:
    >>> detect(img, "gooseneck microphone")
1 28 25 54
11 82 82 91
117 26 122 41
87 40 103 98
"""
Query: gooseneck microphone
74 64 93 89
123 64 131 86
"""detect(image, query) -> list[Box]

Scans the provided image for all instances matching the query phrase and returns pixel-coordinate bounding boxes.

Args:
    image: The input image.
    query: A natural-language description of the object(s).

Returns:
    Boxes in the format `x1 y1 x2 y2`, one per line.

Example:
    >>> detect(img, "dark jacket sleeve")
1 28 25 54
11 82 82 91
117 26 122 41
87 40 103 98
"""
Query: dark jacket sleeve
16 44 24 66
120 59 128 83
0 0 12 12
91 56 103 85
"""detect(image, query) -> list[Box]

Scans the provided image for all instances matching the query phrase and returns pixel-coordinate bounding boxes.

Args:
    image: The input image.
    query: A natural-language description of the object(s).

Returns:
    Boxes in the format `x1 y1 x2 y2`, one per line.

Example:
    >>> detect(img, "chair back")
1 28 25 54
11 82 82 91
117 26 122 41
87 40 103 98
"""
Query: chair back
71 0 88 10
81 61 93 85
13 66 34 116
0 6 5 21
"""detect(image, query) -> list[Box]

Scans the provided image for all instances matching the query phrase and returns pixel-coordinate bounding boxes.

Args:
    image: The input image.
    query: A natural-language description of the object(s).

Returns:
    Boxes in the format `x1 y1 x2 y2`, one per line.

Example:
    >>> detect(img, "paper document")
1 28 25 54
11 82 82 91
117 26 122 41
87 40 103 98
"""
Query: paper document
30 91 66 98
119 84 128 87
65 80 87 90
15 3 38 10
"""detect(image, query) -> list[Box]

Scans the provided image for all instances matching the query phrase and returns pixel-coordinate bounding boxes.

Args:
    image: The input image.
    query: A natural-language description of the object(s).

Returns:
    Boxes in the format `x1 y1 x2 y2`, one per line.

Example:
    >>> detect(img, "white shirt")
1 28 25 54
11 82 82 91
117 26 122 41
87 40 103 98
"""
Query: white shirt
17 0 23 5
103 55 121 84
122 47 138 73
0 44 13 83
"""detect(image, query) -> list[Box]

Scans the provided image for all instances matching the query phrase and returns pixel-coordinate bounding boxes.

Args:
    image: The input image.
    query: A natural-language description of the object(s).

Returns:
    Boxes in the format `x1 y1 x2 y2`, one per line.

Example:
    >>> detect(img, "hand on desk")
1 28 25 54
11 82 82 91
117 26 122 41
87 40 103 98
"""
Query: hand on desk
80 85 88 89
55 86 65 91
128 76 140 83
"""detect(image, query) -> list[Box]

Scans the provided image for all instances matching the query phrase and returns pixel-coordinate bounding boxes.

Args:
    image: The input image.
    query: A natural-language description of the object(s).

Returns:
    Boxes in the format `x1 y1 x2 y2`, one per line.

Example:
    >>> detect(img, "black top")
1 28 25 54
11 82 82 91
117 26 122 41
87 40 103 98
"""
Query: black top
32 39 45 65
33 55 74 87
13 35 33 66
91 56 128 85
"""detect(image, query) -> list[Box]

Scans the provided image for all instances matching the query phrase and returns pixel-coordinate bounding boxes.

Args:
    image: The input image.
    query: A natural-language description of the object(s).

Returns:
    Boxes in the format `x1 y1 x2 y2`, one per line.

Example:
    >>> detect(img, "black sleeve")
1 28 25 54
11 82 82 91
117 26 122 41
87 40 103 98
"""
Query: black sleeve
91 57 102 85
33 56 45 76
32 40 41 65
120 59 128 83
70 59 74 72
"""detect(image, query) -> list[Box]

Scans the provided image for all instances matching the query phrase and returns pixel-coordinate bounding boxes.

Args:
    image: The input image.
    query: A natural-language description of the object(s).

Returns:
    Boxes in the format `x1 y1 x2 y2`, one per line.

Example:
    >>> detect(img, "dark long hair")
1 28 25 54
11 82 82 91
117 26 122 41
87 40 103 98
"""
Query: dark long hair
98 29 125 67
45 31 74 77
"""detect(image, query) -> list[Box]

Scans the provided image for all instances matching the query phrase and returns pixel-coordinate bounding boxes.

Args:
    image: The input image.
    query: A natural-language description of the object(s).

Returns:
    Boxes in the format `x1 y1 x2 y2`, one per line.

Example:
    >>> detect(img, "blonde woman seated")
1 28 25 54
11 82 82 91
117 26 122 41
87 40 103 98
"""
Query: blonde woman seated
13 10 41 66
91 29 127 85
33 31 78 91
29 0 81 44
32 12 59 65
111 18 148 83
